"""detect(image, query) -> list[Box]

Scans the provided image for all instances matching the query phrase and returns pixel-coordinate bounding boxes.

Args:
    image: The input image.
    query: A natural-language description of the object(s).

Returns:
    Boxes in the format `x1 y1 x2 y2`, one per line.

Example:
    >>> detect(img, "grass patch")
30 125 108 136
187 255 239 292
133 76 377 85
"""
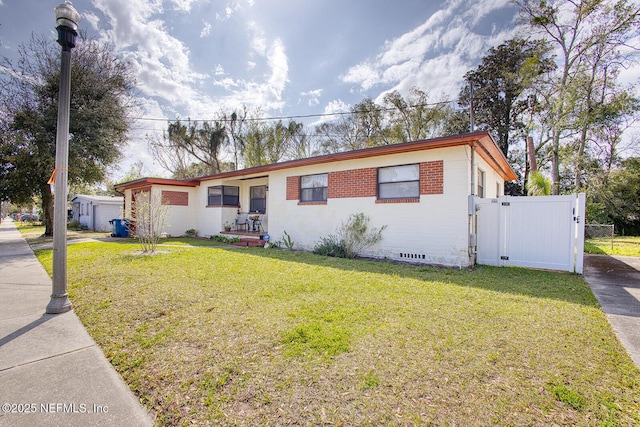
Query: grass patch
31 241 640 426
549 383 587 410
585 236 640 256
281 321 351 358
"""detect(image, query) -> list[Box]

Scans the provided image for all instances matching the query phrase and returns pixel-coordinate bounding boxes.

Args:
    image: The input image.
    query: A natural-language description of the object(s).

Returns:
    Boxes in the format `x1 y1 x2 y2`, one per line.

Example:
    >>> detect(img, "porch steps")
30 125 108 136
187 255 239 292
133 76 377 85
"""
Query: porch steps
232 238 266 248
220 230 266 247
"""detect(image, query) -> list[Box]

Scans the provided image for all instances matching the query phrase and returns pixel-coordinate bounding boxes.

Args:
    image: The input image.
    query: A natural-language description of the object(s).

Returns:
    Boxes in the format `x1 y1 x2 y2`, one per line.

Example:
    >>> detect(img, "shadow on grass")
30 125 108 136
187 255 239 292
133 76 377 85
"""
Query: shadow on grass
584 241 608 255
37 236 600 308
220 246 599 308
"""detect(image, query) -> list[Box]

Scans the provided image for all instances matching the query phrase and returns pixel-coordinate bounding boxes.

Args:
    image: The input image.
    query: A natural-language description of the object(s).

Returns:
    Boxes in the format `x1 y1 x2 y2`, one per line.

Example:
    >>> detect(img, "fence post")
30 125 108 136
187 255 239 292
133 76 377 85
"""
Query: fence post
574 193 586 274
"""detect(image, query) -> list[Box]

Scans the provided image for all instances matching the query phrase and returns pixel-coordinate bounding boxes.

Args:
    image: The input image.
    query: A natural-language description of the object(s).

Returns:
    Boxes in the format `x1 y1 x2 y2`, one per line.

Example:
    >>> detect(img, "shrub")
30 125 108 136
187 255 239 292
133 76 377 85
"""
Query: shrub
338 213 386 258
185 228 197 238
67 220 87 231
313 213 387 259
211 235 240 244
282 230 294 250
313 234 347 258
132 191 170 254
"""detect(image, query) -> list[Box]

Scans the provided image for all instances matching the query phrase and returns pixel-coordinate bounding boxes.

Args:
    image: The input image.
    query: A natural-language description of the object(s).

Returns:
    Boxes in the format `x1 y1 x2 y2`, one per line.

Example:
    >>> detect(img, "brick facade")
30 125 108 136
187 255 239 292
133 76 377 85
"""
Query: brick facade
286 176 299 200
420 160 444 195
161 190 189 206
287 160 444 203
328 168 377 198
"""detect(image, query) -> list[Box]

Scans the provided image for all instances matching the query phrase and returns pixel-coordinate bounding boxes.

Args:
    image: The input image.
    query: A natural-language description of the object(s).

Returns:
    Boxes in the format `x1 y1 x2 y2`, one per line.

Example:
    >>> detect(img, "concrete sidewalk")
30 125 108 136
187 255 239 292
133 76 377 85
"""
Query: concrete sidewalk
0 218 153 427
584 254 640 369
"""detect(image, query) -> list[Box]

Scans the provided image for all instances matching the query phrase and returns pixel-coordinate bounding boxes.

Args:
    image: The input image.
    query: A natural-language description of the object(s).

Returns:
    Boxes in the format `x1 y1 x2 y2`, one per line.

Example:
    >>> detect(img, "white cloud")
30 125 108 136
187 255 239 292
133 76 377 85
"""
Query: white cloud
93 0 208 108
213 64 225 75
301 89 323 106
200 21 212 38
342 0 519 99
323 99 350 115
213 77 239 90
342 62 380 90
83 11 100 31
169 0 200 13
216 3 239 21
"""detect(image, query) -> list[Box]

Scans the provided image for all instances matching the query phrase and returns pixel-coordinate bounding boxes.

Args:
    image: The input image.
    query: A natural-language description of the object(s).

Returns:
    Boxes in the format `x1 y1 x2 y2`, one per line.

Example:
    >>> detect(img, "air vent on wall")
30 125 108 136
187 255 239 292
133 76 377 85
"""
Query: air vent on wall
399 253 426 260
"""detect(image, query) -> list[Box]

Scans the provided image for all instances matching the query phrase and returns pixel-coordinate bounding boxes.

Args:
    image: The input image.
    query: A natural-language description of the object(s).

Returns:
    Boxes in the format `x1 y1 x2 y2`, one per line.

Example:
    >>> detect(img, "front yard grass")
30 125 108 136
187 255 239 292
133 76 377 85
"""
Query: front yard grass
33 242 640 426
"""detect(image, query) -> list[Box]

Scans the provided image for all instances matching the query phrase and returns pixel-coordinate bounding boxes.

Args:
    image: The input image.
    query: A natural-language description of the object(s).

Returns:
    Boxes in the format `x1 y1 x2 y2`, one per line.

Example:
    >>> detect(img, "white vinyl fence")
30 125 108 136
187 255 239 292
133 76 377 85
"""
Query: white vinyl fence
476 194 585 273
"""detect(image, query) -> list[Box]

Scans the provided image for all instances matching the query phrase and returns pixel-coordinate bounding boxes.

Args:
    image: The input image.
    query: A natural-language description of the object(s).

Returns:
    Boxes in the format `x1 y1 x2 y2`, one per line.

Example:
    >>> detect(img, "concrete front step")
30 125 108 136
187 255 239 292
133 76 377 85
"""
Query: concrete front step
232 238 266 247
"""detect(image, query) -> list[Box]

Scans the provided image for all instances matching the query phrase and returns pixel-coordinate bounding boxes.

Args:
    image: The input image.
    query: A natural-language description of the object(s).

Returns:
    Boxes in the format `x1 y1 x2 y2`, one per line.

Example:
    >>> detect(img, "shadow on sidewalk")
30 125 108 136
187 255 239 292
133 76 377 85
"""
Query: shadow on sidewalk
0 314 53 350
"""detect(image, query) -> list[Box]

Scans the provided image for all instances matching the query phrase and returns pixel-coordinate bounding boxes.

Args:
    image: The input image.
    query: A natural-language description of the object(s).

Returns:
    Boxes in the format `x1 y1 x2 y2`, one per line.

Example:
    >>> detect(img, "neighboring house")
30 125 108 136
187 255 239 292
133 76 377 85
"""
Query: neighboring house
115 131 516 268
70 195 124 232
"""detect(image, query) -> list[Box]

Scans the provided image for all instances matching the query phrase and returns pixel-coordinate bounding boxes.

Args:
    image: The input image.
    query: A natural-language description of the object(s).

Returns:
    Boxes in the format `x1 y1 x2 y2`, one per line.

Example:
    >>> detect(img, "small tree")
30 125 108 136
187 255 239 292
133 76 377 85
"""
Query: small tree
132 192 170 254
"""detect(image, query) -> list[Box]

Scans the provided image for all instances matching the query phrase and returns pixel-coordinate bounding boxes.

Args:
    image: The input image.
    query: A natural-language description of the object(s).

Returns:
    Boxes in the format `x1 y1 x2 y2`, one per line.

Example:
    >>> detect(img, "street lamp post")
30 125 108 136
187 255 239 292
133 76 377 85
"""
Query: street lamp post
46 1 80 314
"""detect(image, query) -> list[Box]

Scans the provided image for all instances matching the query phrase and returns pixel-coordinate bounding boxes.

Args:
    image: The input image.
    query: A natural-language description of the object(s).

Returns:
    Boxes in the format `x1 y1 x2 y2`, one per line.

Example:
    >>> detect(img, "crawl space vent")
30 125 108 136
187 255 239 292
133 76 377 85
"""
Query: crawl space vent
399 253 426 260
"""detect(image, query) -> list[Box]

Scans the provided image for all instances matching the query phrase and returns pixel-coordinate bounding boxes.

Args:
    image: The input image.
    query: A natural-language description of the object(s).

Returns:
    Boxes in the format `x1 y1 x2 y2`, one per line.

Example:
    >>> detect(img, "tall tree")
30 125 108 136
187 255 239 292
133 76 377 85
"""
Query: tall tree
458 38 554 157
517 0 640 194
148 119 196 179
383 87 450 142
149 118 229 178
241 120 269 168
0 34 134 235
316 98 389 153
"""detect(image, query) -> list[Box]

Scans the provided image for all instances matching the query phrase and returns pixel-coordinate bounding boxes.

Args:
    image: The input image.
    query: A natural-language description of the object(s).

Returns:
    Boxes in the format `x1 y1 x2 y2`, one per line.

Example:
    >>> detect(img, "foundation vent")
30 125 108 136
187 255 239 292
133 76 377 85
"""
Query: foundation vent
399 253 426 260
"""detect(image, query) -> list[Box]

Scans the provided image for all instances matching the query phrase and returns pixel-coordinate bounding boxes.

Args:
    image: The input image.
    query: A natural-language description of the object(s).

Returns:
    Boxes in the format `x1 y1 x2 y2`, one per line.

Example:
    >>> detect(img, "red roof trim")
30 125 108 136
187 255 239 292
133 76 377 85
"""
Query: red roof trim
115 177 199 192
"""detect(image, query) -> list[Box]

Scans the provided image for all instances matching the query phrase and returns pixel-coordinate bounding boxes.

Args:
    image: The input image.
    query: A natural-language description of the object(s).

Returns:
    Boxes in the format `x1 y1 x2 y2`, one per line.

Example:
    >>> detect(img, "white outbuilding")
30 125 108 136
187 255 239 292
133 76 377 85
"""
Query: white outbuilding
70 195 124 232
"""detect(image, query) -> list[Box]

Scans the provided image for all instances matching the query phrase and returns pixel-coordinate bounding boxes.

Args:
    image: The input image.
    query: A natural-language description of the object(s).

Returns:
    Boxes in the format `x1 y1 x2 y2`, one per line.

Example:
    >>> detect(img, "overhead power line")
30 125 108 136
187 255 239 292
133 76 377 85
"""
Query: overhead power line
130 99 459 125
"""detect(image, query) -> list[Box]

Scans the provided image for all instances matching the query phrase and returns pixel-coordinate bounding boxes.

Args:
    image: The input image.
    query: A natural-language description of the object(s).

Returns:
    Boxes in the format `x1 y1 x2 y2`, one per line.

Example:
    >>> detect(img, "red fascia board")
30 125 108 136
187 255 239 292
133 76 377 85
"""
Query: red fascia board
196 131 516 182
115 177 199 192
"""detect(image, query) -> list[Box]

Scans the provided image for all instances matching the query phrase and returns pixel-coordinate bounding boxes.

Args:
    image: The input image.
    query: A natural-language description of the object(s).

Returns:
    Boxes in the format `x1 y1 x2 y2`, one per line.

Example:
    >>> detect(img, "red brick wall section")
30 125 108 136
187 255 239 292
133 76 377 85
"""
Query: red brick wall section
286 176 299 200
161 190 189 206
420 160 444 195
287 161 443 201
328 168 377 198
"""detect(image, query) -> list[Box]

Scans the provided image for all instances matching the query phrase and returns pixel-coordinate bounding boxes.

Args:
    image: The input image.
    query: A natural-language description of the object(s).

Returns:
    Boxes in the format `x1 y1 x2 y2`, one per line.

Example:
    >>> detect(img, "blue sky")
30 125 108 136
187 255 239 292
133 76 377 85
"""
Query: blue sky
0 0 540 177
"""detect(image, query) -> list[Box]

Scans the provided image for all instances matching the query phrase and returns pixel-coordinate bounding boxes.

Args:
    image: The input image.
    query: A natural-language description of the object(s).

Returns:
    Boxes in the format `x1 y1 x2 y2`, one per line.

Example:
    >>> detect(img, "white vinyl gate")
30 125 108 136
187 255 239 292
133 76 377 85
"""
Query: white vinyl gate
475 194 585 273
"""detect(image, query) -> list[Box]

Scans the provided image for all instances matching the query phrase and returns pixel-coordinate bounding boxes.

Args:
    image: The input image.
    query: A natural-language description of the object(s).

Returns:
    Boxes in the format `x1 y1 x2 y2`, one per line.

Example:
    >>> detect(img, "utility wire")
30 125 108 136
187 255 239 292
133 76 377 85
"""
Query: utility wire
130 99 460 124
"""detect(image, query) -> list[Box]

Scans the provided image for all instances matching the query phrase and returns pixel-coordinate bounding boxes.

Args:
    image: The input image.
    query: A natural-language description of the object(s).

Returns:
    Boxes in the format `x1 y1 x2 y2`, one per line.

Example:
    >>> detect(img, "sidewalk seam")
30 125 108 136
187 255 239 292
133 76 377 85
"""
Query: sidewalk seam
0 344 96 372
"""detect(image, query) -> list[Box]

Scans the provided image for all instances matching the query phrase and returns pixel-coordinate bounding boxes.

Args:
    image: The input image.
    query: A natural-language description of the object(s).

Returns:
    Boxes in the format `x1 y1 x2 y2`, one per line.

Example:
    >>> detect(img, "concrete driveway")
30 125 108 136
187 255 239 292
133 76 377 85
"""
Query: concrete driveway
583 254 640 368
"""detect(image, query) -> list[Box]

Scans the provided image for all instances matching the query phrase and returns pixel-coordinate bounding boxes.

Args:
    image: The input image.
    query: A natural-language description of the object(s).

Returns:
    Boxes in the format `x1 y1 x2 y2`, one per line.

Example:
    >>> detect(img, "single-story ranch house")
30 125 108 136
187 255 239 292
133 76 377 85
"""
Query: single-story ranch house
115 131 517 268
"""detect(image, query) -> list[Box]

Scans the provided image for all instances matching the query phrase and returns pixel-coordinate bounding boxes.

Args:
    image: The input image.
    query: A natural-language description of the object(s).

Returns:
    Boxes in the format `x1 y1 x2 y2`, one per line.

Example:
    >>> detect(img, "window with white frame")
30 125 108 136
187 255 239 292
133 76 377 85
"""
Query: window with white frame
477 169 485 198
300 174 328 202
377 164 420 200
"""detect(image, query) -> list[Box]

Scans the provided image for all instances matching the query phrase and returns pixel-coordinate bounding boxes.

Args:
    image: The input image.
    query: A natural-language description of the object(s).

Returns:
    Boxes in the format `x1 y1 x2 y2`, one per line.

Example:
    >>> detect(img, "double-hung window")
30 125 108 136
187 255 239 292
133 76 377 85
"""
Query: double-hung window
378 164 420 200
250 185 267 213
208 185 239 206
300 173 328 202
477 169 485 198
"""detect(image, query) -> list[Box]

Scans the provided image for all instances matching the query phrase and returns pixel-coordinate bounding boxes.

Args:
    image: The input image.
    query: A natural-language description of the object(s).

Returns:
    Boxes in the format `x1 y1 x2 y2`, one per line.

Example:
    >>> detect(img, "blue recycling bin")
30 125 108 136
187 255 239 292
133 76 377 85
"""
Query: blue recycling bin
109 218 130 237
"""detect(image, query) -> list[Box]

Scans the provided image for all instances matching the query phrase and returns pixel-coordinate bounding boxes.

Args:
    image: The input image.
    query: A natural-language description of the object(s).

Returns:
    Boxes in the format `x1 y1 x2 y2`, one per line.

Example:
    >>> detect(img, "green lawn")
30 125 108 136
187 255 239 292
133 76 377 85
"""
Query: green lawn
584 236 640 257
33 241 640 426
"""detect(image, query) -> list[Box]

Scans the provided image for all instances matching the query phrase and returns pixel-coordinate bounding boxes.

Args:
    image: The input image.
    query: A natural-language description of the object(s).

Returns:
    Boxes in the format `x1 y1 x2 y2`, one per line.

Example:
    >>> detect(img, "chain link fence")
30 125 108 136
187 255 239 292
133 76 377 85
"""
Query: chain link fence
585 223 614 250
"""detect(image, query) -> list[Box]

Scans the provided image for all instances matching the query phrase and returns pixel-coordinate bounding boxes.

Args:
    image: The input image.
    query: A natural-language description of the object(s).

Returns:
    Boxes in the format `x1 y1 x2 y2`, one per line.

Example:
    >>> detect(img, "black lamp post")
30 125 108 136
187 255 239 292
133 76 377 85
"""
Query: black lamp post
46 1 80 314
